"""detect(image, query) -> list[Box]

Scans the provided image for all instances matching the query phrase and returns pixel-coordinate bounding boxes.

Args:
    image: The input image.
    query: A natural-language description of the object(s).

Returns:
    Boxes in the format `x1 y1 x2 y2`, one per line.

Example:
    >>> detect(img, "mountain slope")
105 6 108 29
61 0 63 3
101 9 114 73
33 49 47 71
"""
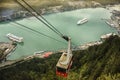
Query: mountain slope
72 35 120 80
0 35 120 80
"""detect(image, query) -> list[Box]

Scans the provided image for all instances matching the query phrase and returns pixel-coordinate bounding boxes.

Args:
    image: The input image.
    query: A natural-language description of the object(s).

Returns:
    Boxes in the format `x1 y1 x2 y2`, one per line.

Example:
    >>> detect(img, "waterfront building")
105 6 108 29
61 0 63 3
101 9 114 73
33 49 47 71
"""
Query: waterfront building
1 16 7 21
0 16 2 22
111 10 120 25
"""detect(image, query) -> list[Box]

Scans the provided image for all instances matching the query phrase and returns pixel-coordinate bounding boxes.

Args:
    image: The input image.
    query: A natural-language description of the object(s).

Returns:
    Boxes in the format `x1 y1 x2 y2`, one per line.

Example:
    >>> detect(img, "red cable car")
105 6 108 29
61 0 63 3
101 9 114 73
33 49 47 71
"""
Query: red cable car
56 37 73 78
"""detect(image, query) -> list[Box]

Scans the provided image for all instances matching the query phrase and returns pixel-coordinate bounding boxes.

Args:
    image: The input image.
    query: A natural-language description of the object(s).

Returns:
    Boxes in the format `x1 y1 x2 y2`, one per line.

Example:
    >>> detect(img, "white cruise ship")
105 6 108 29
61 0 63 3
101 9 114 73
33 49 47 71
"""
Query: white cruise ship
77 18 88 25
6 33 23 42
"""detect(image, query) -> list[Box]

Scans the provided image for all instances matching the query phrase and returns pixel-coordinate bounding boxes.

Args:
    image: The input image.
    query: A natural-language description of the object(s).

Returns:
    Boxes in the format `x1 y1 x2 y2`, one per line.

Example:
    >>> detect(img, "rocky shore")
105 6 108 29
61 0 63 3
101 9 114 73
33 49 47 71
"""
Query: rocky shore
105 5 120 34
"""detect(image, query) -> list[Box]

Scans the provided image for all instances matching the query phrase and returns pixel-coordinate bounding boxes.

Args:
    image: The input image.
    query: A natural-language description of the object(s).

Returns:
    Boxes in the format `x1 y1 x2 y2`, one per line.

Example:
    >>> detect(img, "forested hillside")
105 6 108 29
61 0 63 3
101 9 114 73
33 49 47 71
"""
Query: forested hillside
0 35 120 80
0 0 120 9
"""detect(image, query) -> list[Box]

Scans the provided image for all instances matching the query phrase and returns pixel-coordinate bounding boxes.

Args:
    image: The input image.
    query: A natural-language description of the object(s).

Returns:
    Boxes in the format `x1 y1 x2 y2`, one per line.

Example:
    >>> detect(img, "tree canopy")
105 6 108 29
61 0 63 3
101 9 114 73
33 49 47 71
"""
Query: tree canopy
0 35 120 80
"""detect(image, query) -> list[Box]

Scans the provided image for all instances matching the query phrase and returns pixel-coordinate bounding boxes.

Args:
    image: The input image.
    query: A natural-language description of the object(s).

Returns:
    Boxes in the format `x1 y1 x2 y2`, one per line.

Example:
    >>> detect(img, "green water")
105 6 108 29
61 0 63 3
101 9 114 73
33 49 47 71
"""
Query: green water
0 8 117 60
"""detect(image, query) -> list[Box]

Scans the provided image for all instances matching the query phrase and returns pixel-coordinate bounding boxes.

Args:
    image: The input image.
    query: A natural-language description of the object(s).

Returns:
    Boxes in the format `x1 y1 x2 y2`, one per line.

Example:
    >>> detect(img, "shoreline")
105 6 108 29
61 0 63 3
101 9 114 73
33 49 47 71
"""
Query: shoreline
0 1 120 68
0 33 119 69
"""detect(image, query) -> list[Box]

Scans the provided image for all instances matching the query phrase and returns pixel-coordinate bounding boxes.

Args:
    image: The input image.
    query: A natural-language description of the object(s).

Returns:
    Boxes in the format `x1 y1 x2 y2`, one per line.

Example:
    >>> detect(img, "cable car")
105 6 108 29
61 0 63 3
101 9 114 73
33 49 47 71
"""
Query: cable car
14 0 73 78
56 37 73 77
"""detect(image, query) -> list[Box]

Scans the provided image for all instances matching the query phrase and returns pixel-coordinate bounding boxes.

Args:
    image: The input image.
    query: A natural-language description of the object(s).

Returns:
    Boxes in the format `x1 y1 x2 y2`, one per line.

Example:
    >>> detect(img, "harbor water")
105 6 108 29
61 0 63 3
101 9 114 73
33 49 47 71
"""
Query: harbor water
0 8 117 60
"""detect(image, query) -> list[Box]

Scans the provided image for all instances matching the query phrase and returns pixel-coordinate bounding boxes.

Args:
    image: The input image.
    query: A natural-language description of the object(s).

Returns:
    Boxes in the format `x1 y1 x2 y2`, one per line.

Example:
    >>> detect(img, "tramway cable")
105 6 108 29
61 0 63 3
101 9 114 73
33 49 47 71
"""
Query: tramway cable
22 0 64 37
12 21 66 44
14 0 74 78
15 0 69 41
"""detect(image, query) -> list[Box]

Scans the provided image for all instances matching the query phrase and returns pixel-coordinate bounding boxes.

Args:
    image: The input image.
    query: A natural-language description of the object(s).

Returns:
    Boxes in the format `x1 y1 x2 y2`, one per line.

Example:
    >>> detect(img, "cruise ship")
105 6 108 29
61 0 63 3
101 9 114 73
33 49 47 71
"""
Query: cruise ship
6 33 23 42
77 18 88 25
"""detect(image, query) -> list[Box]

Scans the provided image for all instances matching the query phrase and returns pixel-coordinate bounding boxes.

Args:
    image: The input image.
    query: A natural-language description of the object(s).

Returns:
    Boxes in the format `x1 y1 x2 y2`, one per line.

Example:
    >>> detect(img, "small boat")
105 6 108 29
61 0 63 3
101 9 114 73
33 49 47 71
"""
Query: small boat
6 33 23 42
34 51 45 55
77 18 88 25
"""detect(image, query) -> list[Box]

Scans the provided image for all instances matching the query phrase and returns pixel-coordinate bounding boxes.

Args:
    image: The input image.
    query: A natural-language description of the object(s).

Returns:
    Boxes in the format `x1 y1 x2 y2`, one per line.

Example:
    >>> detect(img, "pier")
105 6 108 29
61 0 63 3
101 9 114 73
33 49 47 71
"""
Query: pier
0 42 17 62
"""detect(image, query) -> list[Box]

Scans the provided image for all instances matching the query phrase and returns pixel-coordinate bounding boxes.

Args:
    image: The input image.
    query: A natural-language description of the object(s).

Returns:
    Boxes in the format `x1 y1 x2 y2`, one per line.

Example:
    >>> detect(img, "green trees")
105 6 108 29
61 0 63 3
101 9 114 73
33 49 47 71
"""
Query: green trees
0 35 120 80
72 35 120 80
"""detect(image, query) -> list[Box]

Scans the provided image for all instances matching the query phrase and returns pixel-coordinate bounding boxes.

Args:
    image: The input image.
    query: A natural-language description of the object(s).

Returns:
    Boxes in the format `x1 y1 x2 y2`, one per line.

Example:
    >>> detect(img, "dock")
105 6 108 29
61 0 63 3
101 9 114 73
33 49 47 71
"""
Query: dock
0 42 17 62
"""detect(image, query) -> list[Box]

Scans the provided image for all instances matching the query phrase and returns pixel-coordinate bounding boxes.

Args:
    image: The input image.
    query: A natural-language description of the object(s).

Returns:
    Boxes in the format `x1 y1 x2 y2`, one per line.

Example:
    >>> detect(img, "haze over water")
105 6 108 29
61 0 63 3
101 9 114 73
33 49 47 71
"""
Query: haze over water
0 8 117 60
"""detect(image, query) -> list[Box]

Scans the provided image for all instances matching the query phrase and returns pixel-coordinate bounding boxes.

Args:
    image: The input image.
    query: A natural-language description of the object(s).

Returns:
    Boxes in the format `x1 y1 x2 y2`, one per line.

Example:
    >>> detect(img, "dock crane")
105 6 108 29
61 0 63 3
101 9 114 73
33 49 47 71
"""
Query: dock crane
14 0 73 78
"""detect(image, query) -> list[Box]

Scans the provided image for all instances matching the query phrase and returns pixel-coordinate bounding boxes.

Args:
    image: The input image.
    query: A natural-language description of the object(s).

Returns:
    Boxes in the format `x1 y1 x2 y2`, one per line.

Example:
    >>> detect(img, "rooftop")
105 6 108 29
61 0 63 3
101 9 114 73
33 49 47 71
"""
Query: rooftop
56 52 72 69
